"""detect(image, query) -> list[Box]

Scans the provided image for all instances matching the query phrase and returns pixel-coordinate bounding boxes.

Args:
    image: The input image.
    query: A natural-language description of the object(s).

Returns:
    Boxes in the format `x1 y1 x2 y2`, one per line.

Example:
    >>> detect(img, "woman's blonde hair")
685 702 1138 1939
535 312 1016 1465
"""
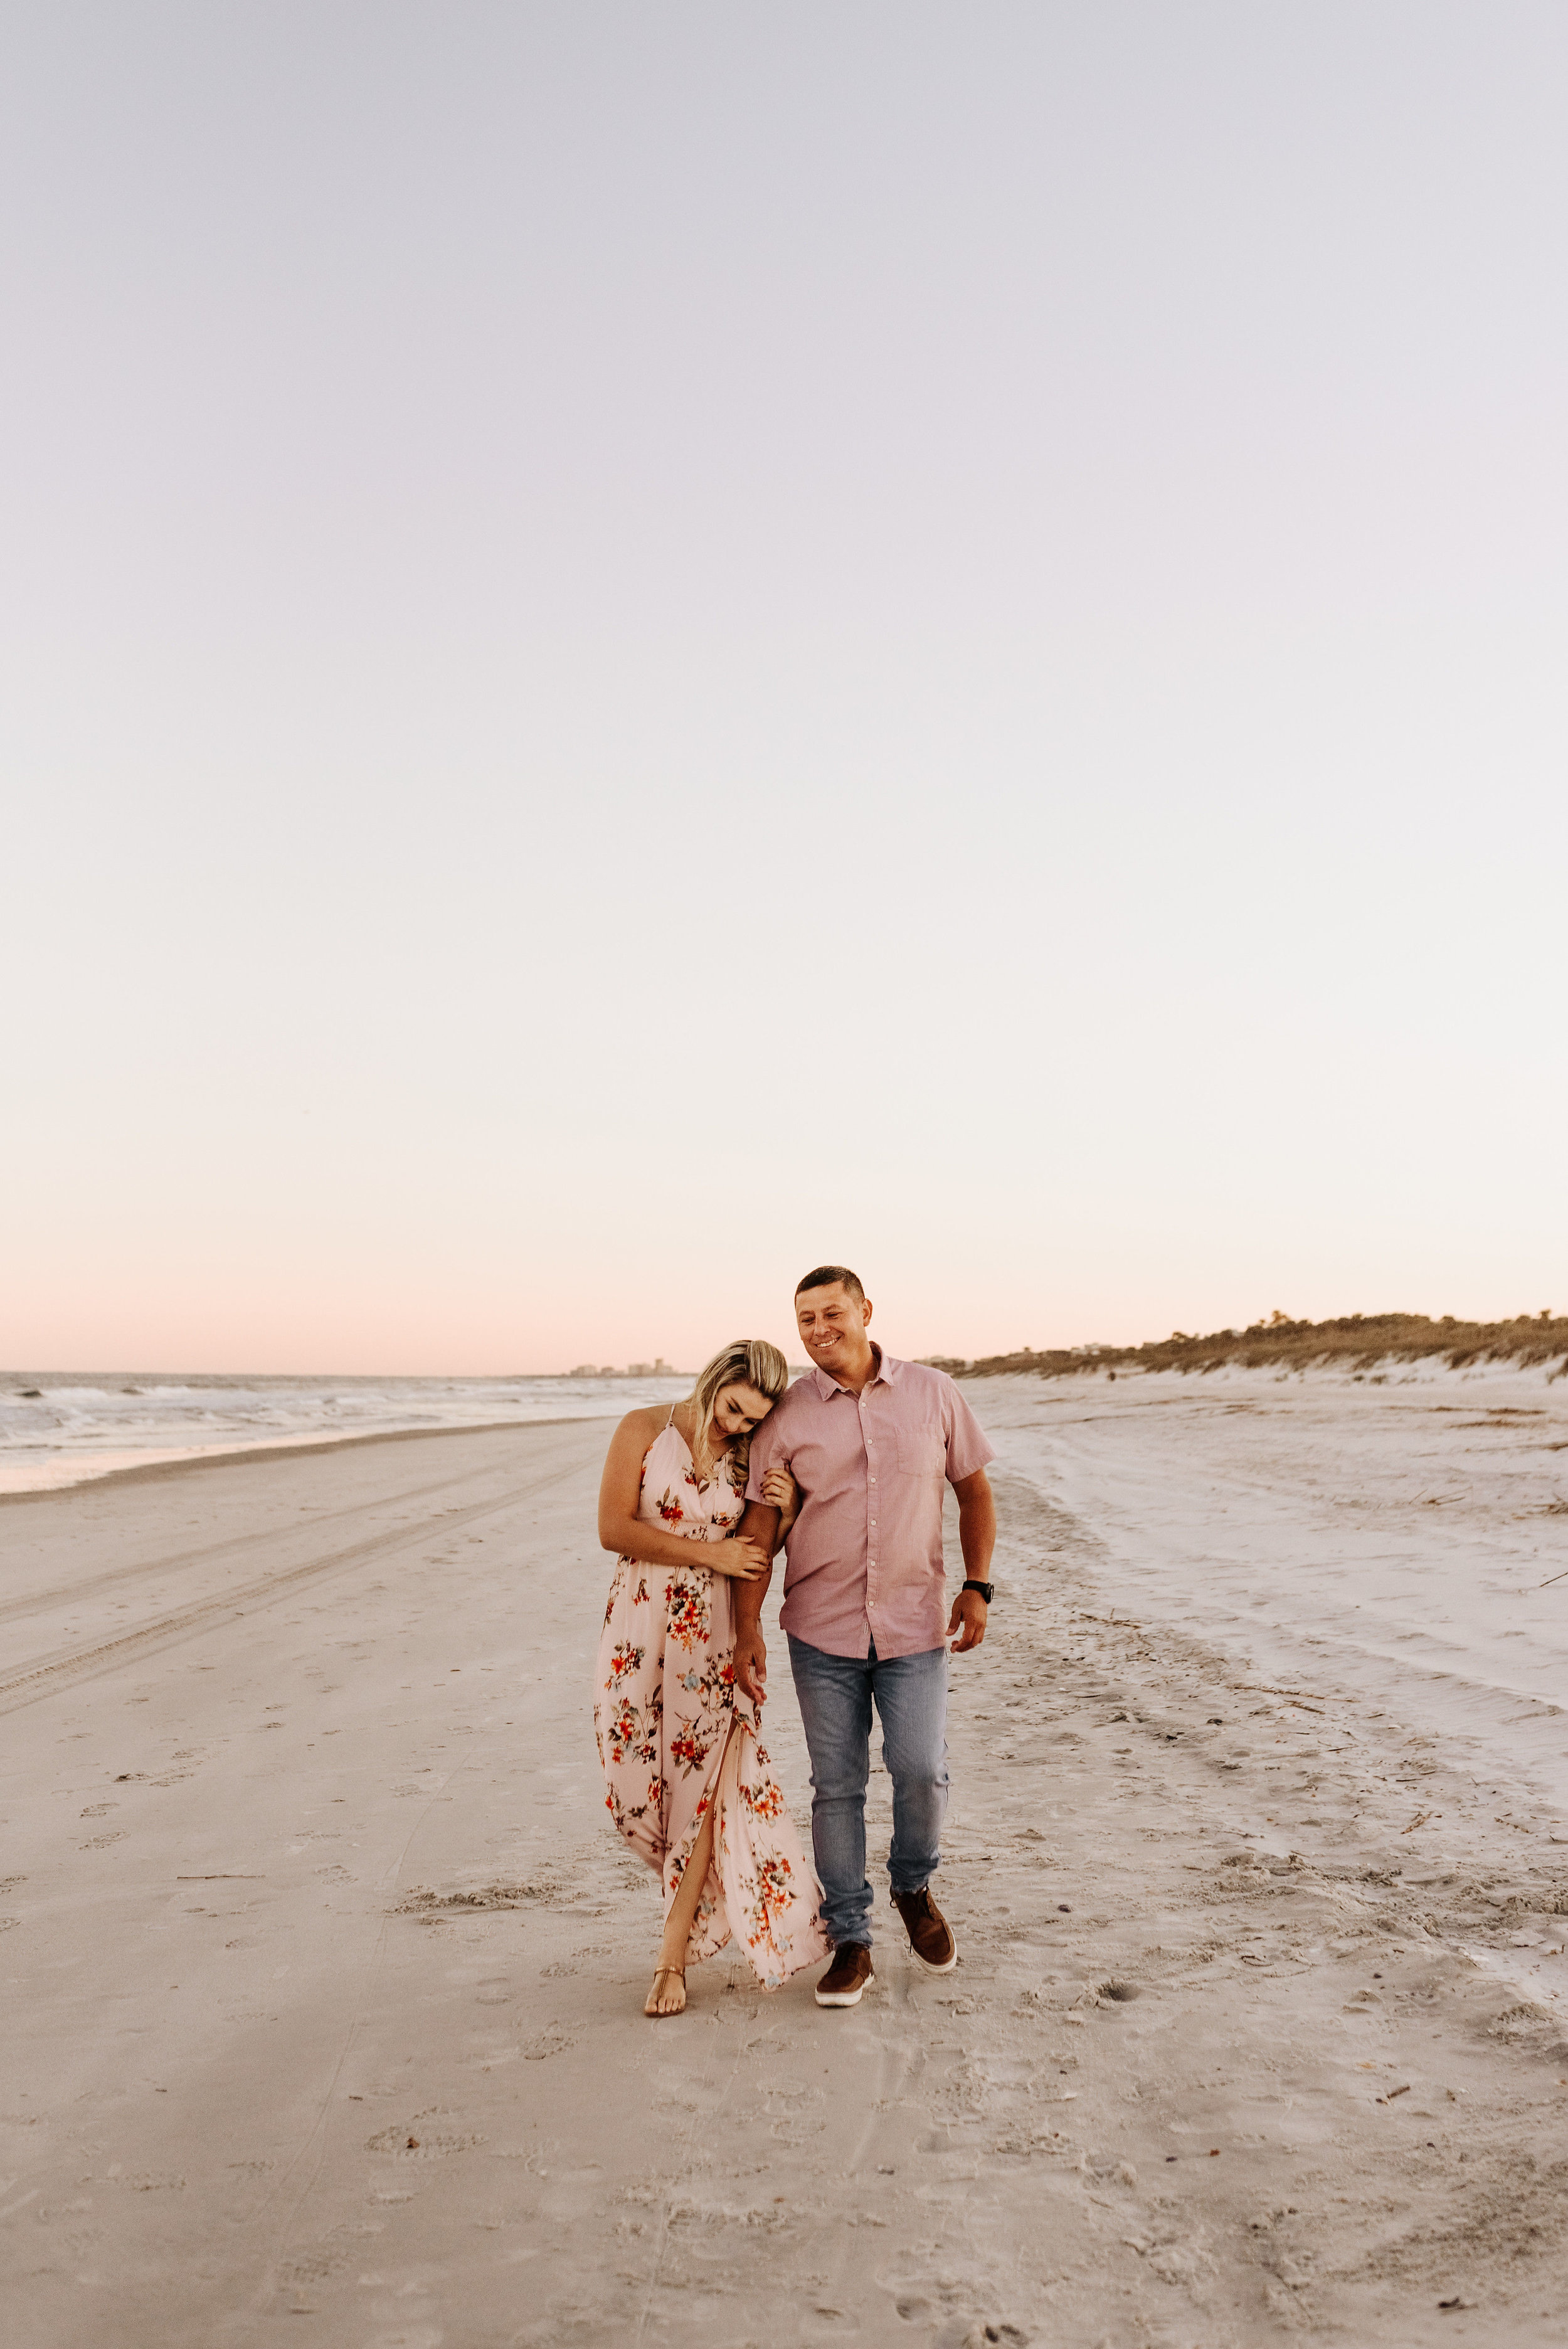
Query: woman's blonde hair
687 1339 790 1483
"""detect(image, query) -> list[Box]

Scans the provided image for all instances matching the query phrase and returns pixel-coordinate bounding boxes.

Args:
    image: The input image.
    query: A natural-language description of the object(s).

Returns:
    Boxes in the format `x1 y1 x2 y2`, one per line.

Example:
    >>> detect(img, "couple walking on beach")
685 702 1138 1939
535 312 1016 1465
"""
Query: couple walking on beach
593 1266 997 2015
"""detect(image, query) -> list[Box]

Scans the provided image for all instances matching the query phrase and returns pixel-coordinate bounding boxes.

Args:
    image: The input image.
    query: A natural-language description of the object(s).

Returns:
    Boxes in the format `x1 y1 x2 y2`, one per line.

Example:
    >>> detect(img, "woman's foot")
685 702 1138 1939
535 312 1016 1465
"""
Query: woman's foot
645 1966 686 2017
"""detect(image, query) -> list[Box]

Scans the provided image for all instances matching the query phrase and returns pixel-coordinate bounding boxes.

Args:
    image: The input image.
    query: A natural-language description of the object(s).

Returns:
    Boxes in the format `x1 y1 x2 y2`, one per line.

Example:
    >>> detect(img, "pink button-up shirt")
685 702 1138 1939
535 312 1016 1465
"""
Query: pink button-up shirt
745 1349 996 1660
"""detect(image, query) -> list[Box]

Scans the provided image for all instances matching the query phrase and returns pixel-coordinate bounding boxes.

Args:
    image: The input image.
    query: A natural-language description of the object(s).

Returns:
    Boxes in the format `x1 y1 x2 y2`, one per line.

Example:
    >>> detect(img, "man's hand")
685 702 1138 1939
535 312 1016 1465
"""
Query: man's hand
947 1588 988 1653
733 1622 768 1704
730 1499 778 1704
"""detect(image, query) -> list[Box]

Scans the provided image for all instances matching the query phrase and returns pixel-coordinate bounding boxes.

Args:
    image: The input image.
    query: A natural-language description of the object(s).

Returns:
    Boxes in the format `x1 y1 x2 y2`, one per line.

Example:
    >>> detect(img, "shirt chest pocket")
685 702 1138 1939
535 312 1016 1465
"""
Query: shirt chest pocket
894 1426 946 1478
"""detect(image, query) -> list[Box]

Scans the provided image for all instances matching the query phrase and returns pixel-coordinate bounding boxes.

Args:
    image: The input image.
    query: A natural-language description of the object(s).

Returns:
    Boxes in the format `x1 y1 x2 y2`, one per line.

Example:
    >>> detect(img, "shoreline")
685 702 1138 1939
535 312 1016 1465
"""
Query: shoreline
0 1414 600 1505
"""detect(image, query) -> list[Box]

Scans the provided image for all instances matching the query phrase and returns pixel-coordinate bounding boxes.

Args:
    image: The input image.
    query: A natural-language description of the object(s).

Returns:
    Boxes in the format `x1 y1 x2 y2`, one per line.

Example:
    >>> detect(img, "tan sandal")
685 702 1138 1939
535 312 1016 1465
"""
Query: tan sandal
644 1966 687 2017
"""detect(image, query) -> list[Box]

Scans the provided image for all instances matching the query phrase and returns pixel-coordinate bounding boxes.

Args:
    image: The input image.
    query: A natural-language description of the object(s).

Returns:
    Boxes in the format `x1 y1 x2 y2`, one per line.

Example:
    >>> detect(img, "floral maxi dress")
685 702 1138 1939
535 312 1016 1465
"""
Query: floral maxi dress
593 1418 829 1989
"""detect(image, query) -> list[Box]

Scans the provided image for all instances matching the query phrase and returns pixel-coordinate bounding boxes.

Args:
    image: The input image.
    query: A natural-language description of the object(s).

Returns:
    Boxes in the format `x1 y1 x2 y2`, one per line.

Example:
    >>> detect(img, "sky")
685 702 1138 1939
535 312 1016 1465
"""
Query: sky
4 3 1565 1374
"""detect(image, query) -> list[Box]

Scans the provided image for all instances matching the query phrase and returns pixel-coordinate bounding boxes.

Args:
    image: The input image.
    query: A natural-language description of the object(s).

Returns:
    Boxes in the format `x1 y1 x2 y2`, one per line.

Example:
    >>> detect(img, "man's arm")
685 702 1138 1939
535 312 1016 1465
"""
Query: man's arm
946 1467 996 1653
731 1500 781 1701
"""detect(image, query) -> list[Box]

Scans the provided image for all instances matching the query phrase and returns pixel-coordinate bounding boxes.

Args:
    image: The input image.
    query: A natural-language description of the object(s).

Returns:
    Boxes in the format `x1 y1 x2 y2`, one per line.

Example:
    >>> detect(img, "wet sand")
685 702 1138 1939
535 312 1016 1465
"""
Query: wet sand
6 1392 1568 2346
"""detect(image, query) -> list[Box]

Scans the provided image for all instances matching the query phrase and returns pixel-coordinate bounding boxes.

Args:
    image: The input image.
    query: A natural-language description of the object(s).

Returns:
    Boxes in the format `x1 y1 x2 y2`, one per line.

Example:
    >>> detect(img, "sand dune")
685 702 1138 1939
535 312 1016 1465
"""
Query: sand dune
6 1387 1568 2346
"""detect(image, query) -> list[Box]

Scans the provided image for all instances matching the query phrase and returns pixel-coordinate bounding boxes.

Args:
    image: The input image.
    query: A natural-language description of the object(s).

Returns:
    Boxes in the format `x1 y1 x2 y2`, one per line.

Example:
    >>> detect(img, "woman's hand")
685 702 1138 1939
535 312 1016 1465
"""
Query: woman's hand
760 1463 801 1536
706 1537 770 1581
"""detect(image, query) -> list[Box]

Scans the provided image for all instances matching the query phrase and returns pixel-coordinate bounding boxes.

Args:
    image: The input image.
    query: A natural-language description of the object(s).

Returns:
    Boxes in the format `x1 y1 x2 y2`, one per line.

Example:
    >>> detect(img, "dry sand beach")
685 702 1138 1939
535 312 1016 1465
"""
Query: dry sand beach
7 1369 1568 2348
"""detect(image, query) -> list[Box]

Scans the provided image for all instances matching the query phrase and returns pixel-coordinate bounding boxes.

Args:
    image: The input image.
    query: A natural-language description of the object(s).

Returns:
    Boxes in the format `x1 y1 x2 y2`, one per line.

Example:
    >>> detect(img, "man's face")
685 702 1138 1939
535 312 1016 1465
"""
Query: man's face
795 1282 872 1374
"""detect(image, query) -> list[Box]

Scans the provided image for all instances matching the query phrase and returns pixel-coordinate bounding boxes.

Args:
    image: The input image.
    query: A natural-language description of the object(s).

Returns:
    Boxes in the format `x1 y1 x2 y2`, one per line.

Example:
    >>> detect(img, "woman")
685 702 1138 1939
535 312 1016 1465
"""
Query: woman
595 1339 827 2015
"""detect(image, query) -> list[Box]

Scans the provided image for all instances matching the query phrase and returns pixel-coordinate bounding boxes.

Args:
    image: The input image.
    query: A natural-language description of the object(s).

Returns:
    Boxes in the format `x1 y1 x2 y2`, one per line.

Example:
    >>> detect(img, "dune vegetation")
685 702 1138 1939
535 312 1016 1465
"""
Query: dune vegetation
933 1310 1568 1382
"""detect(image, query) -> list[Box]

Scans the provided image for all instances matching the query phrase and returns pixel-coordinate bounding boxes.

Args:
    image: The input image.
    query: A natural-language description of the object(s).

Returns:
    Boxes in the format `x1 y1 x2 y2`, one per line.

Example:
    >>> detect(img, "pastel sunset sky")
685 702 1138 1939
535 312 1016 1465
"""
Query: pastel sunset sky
5 6 1564 1374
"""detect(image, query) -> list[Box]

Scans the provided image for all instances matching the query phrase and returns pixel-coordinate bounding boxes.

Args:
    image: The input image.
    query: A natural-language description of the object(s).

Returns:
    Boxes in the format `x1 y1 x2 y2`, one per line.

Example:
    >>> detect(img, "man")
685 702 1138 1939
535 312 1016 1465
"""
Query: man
733 1266 997 2008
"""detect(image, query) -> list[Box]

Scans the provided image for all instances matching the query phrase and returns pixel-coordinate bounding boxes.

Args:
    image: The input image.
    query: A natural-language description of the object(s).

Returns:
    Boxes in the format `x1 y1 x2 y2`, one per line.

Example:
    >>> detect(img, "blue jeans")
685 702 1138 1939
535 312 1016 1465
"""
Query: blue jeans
787 1635 949 1949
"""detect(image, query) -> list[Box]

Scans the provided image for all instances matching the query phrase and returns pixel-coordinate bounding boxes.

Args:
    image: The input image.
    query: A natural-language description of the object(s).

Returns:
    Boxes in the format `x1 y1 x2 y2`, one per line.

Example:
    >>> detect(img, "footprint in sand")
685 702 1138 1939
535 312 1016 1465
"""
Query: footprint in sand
365 2114 484 2159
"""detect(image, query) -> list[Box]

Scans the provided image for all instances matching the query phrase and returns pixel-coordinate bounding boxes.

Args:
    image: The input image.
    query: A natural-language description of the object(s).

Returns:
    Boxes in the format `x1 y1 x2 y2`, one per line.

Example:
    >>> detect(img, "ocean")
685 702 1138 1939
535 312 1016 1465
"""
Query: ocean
0 1371 693 1494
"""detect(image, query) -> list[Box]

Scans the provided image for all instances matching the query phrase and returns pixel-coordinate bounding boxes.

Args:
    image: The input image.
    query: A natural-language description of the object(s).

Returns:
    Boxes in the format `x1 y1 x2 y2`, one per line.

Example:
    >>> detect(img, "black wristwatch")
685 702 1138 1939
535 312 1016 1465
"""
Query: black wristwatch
961 1579 993 1604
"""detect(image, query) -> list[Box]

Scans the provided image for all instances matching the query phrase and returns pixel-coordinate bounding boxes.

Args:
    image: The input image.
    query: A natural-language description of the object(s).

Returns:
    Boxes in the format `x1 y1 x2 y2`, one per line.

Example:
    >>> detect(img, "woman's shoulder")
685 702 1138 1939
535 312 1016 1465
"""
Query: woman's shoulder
615 1403 675 1443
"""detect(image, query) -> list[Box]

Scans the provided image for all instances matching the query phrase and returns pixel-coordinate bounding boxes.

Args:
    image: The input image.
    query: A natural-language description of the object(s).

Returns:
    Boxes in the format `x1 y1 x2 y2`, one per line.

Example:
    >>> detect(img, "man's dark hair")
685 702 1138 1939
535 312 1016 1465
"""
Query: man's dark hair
795 1264 866 1304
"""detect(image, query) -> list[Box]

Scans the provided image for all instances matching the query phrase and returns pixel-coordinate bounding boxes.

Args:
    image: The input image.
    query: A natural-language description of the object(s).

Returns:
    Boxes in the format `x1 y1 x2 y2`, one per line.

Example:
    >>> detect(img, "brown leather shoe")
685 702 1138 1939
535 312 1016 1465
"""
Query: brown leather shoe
892 1885 957 1972
814 1943 875 2007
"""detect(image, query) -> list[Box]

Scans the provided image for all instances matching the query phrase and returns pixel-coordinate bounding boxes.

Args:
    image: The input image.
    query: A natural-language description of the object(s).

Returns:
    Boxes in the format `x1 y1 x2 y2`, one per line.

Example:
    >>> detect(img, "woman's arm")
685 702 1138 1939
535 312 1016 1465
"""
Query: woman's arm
597 1411 768 1580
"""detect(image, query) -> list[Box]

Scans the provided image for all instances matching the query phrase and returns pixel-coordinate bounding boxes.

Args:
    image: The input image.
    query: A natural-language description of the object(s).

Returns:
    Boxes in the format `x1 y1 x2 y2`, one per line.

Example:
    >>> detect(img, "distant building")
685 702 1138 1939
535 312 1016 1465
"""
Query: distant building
568 1364 599 1378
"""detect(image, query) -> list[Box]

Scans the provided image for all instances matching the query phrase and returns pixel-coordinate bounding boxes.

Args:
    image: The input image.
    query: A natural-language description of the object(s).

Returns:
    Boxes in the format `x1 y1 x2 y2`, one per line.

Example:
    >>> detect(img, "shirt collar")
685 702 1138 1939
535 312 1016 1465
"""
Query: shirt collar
808 1343 899 1399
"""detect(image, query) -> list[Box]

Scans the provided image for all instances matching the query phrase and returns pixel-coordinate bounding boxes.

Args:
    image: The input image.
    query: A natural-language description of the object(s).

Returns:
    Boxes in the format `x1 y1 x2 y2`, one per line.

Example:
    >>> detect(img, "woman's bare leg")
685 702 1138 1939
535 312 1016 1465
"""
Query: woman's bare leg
644 1804 714 2016
646 1730 732 2016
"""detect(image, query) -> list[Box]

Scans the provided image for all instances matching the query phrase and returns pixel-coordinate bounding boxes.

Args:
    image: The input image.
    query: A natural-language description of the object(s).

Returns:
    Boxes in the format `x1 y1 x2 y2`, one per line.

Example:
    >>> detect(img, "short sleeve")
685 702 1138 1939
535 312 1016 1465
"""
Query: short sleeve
941 1377 996 1483
744 1412 782 1503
